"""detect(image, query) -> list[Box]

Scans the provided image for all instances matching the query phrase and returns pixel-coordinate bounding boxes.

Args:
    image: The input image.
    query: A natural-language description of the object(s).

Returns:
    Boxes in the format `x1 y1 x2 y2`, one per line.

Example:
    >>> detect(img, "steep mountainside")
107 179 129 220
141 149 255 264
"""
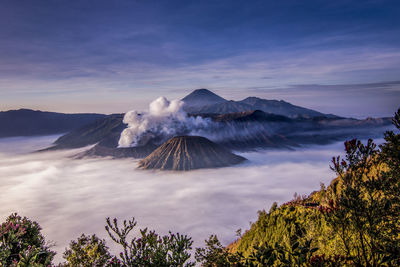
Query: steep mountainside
52 114 125 148
138 136 246 170
0 109 105 138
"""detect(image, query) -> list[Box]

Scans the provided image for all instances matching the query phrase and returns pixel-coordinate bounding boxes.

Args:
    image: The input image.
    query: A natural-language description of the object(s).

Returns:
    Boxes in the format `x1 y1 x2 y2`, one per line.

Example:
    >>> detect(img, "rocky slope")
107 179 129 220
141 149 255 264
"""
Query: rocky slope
138 136 246 171
52 114 124 148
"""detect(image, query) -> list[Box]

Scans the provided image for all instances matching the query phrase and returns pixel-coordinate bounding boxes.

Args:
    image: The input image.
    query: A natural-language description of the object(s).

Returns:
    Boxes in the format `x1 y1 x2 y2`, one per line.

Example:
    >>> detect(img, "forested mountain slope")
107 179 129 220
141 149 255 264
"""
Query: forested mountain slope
196 109 400 266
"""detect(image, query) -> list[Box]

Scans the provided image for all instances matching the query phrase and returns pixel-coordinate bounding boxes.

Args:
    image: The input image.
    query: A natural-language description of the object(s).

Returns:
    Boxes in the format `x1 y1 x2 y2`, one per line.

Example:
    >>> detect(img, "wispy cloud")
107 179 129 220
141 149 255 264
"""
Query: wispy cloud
0 0 399 116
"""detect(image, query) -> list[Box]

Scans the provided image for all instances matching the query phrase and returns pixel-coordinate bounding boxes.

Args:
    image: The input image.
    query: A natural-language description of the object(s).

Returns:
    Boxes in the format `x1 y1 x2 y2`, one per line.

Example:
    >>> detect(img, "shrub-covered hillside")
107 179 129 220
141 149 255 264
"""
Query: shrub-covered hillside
196 109 400 266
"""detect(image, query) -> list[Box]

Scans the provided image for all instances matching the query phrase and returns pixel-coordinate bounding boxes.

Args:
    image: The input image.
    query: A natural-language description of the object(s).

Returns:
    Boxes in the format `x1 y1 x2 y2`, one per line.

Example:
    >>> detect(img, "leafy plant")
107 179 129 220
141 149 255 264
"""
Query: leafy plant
196 235 319 267
0 213 54 266
195 235 240 266
244 239 318 266
105 217 195 267
63 234 112 266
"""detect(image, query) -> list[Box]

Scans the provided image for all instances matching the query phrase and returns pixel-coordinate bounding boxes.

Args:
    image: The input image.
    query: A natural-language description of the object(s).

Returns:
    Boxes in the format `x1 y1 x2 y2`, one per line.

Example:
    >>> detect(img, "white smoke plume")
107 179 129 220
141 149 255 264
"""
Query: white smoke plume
118 97 212 147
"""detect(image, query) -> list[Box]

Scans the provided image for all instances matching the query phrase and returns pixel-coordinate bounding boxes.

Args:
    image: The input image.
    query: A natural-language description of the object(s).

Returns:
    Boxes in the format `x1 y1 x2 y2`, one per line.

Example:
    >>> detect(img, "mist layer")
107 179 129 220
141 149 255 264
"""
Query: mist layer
0 136 347 263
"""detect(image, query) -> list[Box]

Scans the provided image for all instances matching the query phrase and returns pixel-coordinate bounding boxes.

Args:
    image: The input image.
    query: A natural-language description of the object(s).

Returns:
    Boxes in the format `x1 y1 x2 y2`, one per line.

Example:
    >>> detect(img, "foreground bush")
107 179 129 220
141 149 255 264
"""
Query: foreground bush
195 234 320 266
0 213 55 266
61 217 194 266
105 217 195 266
63 234 112 266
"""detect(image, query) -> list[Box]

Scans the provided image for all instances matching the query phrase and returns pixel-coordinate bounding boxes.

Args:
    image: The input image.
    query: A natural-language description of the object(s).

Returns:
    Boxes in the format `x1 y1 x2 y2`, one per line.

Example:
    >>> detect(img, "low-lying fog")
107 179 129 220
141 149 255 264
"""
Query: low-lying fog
0 135 378 263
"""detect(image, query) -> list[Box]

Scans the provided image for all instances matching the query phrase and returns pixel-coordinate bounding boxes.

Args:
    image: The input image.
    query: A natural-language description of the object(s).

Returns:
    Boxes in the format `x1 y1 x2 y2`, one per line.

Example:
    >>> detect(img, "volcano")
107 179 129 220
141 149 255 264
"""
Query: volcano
138 136 246 171
182 88 226 113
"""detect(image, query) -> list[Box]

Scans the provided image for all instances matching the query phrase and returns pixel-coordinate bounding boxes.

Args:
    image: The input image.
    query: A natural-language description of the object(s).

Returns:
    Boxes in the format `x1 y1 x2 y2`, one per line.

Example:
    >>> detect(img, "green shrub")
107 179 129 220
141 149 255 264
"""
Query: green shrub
105 217 195 267
0 213 55 266
63 234 112 266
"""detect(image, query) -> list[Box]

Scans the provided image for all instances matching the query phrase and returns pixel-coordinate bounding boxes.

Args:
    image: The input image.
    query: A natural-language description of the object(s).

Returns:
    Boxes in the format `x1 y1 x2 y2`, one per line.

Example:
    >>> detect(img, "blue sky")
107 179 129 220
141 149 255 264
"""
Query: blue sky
0 0 399 117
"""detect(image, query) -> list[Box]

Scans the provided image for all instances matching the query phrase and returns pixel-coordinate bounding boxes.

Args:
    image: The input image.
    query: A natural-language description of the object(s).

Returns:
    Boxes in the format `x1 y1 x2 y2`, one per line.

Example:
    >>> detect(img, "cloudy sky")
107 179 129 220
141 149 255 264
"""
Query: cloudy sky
1 0 399 117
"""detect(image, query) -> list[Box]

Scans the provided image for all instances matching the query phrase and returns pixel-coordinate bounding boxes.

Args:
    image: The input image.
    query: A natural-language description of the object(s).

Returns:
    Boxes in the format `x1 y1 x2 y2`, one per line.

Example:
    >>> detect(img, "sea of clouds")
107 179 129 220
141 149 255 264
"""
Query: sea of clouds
0 135 360 263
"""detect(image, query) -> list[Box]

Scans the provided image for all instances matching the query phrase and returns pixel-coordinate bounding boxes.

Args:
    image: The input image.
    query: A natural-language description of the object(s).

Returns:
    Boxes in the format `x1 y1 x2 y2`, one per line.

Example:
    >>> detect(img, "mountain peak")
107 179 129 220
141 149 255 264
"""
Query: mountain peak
183 89 226 101
182 89 227 112
138 135 246 171
192 88 215 94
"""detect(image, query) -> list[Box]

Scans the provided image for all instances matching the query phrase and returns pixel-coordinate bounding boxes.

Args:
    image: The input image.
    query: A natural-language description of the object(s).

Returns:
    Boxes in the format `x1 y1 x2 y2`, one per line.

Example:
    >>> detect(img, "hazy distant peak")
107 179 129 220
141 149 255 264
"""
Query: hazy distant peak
3 108 43 114
182 89 227 108
188 88 225 97
192 88 215 94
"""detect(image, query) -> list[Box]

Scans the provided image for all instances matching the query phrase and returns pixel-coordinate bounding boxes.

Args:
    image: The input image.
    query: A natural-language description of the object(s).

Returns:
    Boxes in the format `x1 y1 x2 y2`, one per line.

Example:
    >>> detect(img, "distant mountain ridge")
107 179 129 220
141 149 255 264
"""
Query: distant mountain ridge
45 88 393 158
238 97 337 118
182 89 337 118
48 107 392 160
0 109 105 138
3 90 393 165
0 89 337 139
